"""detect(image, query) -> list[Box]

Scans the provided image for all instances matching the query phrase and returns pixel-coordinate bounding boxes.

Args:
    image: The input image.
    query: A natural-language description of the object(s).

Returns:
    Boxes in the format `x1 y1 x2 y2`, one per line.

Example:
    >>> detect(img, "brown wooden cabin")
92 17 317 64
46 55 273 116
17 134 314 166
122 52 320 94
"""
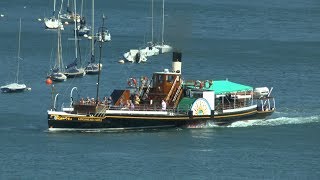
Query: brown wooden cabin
74 52 185 113
110 52 184 109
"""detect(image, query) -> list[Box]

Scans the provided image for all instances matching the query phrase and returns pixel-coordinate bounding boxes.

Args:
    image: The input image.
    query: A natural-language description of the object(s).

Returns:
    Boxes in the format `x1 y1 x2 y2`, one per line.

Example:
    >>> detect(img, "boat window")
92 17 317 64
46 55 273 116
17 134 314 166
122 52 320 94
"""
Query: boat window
158 75 163 84
167 75 174 82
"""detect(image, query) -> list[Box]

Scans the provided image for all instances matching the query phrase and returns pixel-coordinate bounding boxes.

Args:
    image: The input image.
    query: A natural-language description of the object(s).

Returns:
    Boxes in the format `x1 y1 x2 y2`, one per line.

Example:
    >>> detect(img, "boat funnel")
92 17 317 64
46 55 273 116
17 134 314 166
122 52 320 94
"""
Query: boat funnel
172 52 182 74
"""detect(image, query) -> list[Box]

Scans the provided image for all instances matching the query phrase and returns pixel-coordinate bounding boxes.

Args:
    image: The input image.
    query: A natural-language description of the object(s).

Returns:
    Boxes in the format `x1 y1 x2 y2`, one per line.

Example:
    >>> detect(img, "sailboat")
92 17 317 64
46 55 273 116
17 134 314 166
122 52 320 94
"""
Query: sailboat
85 0 101 74
123 0 159 63
64 0 86 78
155 0 172 54
59 0 80 24
1 19 30 93
96 15 111 42
44 0 64 29
47 21 67 82
76 0 91 37
139 0 159 57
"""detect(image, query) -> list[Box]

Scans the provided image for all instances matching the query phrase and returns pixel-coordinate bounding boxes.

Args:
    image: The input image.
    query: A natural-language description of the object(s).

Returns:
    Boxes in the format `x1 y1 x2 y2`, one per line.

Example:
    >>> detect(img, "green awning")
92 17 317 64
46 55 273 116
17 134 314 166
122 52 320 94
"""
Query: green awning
185 80 253 94
209 80 252 94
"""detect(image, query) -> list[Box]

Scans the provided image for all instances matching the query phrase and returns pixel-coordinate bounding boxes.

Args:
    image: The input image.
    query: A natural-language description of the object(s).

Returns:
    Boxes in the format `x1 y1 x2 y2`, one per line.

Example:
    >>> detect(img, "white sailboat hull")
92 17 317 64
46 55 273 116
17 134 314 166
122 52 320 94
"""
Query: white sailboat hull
1 83 27 93
64 68 86 78
139 46 159 57
155 44 172 54
44 17 64 29
85 63 102 74
48 72 67 82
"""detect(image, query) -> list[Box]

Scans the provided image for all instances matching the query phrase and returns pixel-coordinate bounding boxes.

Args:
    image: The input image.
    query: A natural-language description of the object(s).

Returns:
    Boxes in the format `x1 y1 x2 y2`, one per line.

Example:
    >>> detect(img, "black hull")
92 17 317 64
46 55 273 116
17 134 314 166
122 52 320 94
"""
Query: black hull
85 70 99 75
48 110 274 130
65 73 85 78
49 77 66 82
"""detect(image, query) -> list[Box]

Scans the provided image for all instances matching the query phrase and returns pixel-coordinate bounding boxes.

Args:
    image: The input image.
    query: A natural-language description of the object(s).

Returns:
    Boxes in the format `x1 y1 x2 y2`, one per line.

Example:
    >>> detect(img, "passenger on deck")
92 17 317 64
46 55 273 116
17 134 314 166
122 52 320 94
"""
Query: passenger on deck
161 100 166 111
107 96 113 106
119 97 124 108
86 97 91 104
130 100 135 110
125 100 130 109
134 94 140 105
80 98 84 105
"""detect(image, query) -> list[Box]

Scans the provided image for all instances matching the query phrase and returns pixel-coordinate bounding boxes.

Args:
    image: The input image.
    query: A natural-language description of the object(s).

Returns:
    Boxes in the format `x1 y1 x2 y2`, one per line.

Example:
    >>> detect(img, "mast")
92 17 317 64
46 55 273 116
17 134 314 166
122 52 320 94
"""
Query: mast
16 18 22 84
66 0 71 13
151 0 154 43
56 24 61 70
91 0 95 63
161 0 165 45
80 0 84 17
95 41 102 105
53 0 56 15
73 0 78 62
59 0 64 15
96 16 103 105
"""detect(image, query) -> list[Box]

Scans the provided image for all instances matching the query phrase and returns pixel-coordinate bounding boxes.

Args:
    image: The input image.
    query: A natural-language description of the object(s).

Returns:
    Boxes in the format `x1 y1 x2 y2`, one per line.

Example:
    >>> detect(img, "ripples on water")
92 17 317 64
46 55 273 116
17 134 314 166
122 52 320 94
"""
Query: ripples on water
1 0 320 179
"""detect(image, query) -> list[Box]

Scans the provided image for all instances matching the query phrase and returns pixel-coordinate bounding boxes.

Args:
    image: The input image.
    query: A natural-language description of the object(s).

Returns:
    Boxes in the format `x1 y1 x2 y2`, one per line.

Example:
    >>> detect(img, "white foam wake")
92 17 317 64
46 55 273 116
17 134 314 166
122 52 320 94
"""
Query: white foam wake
187 115 320 129
228 115 320 128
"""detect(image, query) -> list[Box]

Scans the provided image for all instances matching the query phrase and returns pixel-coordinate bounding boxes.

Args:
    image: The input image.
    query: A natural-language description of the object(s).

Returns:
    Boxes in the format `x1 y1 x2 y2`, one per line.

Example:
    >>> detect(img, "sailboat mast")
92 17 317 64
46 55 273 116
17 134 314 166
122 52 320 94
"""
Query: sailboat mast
151 0 154 43
74 0 78 60
80 0 84 17
59 0 64 15
56 26 60 70
66 0 70 13
91 0 95 61
16 18 22 84
53 0 56 15
161 0 165 45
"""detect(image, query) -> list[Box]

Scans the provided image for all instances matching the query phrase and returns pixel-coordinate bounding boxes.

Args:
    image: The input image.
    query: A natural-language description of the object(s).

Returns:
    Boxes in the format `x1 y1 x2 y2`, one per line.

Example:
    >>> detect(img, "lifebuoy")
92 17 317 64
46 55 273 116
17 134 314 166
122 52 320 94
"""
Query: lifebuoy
127 78 137 87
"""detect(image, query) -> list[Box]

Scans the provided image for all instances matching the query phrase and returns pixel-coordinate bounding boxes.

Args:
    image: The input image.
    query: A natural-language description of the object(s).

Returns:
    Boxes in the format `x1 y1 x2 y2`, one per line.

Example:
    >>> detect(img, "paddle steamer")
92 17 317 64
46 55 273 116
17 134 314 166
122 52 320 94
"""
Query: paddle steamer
47 52 275 130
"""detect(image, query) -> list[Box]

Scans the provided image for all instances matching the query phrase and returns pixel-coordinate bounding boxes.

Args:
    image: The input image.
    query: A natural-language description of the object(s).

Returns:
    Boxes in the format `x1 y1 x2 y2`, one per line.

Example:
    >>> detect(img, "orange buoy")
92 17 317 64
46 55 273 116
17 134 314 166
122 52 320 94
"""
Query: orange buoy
46 78 53 85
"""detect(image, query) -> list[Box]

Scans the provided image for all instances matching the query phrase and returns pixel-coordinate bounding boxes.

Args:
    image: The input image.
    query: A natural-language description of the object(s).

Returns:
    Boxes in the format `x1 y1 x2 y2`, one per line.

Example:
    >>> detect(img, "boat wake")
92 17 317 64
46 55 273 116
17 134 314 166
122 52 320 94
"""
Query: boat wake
187 115 320 129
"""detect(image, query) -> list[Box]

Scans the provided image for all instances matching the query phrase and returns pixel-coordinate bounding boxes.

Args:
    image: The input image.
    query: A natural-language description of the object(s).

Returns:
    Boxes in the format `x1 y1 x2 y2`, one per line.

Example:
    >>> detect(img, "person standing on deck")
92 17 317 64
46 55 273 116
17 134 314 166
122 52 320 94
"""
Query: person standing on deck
161 100 166 111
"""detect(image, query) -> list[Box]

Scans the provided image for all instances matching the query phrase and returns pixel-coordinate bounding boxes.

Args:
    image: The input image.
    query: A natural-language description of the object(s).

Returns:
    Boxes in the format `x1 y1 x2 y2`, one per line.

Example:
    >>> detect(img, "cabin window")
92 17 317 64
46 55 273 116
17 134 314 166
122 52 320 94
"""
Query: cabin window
167 75 174 82
190 91 203 98
158 75 163 84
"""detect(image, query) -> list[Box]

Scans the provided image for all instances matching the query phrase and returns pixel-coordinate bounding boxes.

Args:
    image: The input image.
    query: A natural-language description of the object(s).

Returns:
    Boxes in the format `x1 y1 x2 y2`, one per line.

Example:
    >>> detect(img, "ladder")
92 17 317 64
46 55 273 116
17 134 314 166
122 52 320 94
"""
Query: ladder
142 79 152 100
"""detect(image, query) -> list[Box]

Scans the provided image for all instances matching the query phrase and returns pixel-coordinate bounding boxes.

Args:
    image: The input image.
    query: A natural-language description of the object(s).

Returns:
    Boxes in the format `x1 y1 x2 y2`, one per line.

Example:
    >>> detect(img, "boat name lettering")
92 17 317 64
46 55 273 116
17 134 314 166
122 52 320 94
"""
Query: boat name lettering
78 117 102 122
55 115 72 121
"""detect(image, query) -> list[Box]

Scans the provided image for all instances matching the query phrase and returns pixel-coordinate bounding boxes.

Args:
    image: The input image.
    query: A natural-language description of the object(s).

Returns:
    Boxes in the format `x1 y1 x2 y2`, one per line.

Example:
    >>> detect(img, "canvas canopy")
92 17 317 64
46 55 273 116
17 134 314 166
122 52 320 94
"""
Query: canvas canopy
210 80 253 94
186 80 253 94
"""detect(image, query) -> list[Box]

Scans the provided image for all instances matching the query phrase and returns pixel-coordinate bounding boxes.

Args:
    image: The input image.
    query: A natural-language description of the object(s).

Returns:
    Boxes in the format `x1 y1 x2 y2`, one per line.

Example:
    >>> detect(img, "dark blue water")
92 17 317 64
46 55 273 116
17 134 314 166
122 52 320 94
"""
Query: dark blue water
1 0 320 179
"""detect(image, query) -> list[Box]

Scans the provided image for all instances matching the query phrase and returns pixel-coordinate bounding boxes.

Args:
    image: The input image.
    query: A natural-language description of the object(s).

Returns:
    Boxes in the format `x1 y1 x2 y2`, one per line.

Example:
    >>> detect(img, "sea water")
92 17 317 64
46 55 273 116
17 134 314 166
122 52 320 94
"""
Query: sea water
0 0 320 179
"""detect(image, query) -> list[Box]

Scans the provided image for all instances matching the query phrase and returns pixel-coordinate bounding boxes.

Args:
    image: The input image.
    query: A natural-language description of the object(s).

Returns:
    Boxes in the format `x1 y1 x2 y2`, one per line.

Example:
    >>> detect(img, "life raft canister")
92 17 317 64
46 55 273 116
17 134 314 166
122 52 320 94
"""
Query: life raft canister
127 78 138 87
